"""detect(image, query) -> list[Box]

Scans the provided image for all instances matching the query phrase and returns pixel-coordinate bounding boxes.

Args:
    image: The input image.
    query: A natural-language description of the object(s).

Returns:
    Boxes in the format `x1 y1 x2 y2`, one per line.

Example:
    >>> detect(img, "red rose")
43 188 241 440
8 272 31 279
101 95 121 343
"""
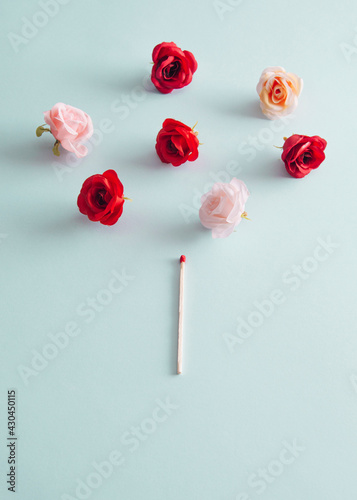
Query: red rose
151 42 198 94
77 170 128 226
282 134 327 178
155 119 199 167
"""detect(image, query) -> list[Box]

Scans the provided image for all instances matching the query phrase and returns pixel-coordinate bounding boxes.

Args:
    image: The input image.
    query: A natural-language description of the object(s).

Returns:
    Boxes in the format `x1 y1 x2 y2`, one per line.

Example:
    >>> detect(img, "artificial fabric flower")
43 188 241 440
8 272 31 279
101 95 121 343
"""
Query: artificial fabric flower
151 42 198 94
77 170 130 225
155 119 199 166
256 66 303 119
199 178 250 238
281 134 327 178
36 102 93 158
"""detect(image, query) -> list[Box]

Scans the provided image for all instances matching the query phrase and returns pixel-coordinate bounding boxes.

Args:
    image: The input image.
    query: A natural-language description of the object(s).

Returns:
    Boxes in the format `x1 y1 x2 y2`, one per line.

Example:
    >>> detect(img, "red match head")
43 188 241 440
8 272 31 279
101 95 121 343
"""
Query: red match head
180 255 186 263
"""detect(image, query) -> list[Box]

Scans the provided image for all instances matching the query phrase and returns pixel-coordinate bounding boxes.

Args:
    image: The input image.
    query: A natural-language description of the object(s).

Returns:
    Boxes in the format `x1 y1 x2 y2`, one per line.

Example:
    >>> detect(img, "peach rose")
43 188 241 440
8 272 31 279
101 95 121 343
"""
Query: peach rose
199 178 250 239
256 66 303 119
44 103 93 158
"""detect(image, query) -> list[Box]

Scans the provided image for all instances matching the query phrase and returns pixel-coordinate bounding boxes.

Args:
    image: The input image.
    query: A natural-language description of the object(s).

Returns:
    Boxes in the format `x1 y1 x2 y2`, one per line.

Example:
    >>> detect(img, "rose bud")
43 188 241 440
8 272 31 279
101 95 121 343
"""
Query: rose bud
151 42 198 94
155 119 200 167
199 178 250 239
256 67 303 119
36 103 93 158
77 170 131 226
281 134 327 178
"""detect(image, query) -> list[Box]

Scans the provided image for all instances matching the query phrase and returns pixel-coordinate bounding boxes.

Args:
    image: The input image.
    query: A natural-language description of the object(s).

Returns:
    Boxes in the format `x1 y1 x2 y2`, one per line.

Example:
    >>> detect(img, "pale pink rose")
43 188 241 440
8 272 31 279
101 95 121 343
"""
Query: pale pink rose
44 103 93 158
256 66 303 119
199 178 250 239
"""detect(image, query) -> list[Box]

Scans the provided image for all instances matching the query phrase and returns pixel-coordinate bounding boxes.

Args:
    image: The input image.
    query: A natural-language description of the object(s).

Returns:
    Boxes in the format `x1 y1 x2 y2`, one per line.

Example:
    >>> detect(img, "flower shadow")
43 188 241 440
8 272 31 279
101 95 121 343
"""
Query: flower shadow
236 98 265 120
1 138 57 168
265 159 292 179
79 66 156 95
27 212 91 237
242 158 292 180
158 220 207 245
134 150 163 170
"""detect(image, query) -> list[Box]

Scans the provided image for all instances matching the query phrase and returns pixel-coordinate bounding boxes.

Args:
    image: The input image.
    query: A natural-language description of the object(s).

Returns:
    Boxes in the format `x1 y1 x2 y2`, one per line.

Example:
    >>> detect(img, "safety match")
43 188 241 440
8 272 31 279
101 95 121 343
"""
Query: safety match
177 255 186 375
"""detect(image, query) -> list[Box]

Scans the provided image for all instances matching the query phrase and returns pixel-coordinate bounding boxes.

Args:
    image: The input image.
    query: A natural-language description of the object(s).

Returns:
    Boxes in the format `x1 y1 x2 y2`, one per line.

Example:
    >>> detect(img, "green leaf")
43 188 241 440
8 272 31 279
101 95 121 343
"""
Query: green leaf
52 141 61 156
36 125 51 137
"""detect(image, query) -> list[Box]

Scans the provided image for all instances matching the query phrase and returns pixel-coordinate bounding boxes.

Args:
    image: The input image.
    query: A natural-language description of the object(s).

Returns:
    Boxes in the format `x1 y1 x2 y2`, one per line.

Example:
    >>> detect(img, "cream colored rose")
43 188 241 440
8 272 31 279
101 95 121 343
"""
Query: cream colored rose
256 66 303 119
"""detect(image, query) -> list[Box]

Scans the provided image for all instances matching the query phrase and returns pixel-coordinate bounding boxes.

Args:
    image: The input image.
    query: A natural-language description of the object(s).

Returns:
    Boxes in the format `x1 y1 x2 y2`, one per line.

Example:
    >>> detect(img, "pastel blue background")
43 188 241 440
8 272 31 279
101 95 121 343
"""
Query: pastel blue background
1 1 357 499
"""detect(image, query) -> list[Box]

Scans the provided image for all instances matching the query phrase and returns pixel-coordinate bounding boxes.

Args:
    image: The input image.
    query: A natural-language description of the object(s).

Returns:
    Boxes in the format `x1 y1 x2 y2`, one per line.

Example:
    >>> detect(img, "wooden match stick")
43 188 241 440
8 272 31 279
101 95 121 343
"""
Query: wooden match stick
177 255 186 375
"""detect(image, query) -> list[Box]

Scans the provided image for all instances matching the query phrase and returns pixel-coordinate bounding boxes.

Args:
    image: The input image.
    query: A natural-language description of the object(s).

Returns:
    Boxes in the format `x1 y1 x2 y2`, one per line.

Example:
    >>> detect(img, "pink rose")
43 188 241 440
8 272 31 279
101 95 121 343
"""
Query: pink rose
43 103 93 158
199 178 250 238
256 66 303 119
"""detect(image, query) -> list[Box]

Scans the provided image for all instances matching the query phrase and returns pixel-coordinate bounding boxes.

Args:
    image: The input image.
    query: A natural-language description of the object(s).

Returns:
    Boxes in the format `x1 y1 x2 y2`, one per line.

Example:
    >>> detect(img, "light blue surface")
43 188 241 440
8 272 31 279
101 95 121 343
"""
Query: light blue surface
1 1 357 499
